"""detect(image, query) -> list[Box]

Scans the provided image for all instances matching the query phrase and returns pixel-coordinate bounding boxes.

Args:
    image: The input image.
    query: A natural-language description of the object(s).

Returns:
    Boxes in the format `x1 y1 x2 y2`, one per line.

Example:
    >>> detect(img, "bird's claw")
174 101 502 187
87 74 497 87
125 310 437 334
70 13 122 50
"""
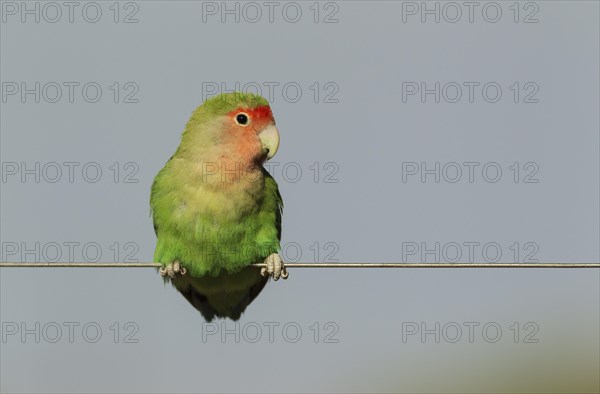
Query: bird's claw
159 261 187 278
261 253 289 281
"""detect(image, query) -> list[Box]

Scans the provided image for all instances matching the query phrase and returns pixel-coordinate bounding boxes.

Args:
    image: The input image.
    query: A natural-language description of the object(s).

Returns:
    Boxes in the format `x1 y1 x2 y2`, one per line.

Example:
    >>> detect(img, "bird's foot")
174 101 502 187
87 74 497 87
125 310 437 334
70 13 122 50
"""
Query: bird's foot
261 253 289 281
159 261 187 278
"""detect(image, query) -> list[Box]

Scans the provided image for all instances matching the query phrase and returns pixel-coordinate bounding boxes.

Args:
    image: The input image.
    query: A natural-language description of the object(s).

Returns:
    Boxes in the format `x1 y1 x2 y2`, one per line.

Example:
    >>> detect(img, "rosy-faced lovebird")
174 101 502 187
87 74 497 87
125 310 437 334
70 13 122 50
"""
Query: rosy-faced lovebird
150 93 287 320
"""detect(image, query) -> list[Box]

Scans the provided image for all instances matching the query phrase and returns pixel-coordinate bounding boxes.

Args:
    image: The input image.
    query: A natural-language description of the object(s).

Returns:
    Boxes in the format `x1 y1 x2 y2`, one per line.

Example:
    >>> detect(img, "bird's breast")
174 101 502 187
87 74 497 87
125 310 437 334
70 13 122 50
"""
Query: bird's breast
175 168 266 223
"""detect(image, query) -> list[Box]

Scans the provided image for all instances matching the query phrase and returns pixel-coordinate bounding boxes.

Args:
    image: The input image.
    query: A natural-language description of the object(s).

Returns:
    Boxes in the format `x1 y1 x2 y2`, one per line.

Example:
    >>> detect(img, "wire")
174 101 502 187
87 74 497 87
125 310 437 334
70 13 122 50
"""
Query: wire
0 262 598 268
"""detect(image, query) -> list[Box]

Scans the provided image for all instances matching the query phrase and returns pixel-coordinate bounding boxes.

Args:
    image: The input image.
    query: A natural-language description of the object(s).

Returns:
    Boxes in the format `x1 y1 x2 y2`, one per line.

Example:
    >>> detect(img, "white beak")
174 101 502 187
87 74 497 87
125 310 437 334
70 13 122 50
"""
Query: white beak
258 124 280 160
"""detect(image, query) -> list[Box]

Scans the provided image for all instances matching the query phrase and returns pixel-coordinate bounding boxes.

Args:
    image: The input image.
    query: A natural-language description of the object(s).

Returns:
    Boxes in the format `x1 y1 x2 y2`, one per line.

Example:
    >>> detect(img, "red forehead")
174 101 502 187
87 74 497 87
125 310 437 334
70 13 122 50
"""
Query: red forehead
228 105 273 121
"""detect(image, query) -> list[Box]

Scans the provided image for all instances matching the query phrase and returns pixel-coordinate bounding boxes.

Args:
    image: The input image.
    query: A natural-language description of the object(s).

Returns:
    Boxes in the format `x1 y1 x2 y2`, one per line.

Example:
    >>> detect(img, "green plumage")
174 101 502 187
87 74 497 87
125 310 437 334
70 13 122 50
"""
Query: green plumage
150 93 282 278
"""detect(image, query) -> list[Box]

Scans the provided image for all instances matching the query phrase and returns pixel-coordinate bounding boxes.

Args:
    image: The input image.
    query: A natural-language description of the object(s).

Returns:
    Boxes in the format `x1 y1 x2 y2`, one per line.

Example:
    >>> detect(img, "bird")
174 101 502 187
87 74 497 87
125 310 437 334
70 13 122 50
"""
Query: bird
150 92 286 320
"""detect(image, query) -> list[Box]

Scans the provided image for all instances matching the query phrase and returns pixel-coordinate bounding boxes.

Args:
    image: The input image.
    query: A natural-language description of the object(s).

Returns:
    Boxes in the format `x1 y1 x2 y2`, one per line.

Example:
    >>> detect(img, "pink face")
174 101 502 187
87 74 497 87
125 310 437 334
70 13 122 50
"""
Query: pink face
222 105 279 163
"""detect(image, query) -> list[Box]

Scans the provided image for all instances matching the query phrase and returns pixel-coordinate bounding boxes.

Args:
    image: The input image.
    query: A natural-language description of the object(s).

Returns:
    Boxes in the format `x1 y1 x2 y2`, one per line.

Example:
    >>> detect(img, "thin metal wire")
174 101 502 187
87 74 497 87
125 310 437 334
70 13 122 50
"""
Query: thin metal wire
0 262 599 268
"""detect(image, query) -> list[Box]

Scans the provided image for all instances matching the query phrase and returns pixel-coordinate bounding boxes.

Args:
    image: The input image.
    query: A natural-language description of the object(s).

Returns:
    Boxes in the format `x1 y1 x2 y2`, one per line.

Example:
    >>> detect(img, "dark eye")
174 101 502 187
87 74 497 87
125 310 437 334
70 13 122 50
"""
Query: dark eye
235 113 249 125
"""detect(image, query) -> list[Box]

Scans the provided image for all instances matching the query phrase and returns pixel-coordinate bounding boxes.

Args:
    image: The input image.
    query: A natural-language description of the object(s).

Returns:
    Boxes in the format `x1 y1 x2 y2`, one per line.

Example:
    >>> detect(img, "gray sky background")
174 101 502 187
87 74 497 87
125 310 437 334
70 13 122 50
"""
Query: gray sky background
1 1 599 393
